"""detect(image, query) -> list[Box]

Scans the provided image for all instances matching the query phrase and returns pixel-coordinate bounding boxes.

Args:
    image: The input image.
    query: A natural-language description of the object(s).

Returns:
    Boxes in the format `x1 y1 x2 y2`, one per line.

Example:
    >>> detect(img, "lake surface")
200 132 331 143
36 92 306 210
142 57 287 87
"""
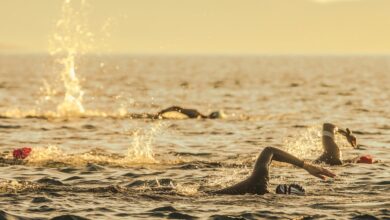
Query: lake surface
0 55 389 219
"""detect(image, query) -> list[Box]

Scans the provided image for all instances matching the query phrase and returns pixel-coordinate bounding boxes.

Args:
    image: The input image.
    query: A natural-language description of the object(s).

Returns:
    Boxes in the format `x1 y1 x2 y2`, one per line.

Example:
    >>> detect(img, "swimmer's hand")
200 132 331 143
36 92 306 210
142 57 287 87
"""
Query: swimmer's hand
338 128 357 148
345 128 357 148
303 162 336 180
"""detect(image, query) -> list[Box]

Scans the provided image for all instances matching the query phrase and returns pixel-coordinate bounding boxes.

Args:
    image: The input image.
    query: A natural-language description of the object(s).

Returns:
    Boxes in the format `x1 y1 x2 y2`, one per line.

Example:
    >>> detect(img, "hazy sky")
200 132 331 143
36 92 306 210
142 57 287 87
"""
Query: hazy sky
1 0 389 54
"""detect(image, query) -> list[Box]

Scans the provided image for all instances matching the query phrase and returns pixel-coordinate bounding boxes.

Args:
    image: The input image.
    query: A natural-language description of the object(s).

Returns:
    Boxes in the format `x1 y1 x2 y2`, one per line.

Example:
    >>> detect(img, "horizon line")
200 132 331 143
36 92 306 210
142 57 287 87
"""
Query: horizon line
1 51 390 57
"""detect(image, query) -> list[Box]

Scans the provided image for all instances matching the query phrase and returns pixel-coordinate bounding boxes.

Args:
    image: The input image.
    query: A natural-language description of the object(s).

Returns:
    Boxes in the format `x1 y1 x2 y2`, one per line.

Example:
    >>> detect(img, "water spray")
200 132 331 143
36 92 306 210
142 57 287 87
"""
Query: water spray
49 0 93 116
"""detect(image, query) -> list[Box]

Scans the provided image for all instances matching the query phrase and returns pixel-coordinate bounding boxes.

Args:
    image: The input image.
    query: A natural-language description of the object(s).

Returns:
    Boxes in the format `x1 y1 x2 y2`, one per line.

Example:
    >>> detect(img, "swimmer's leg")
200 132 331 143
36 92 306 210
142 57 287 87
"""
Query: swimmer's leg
214 147 304 195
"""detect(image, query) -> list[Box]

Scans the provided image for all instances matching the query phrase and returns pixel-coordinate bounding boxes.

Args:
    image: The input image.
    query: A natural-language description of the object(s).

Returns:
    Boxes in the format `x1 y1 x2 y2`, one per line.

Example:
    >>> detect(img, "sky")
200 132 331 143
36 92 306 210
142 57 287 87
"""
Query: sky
0 0 389 54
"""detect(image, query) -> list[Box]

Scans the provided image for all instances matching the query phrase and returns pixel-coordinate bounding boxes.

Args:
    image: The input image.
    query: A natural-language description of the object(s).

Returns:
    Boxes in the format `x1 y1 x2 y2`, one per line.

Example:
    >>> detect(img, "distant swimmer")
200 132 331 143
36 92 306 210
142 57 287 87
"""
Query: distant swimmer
155 106 225 119
314 123 374 165
214 146 335 195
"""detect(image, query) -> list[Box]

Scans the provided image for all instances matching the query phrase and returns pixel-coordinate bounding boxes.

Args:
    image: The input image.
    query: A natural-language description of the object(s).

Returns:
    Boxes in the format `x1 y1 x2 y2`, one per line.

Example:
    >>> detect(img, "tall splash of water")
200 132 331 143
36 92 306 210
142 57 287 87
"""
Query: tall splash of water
56 50 85 115
126 122 165 163
49 0 93 116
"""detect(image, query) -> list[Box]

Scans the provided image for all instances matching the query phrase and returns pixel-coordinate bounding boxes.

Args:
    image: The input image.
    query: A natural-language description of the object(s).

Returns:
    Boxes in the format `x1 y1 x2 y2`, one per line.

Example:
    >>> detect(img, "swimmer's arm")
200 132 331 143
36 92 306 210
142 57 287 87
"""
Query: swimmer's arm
256 148 336 180
336 127 357 148
157 106 183 115
261 147 305 168
302 162 336 180
181 109 207 118
337 128 347 136
337 127 351 138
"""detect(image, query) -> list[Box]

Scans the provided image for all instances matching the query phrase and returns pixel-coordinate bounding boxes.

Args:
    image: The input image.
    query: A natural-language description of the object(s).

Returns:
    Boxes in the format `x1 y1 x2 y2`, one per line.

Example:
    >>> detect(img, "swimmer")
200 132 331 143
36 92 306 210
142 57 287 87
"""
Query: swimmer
214 146 335 195
155 106 224 119
314 123 364 165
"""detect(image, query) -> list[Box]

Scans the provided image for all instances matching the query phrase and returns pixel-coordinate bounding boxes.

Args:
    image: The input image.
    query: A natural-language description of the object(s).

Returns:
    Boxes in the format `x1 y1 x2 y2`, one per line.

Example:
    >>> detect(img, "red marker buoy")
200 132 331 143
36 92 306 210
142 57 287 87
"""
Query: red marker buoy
12 147 32 160
357 155 374 164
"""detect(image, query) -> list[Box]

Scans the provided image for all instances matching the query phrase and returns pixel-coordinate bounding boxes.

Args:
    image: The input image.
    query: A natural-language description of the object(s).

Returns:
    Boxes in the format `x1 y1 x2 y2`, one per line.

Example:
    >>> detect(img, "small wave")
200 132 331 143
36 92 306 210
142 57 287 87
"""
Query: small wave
0 108 131 120
0 210 35 220
0 123 164 167
0 179 126 194
31 196 53 204
0 146 247 169
174 152 212 157
125 178 199 196
0 147 157 169
351 130 383 135
0 124 22 129
51 215 90 220
0 177 198 197
37 177 64 186
378 125 390 130
150 206 177 212
167 212 198 219
146 206 198 219
25 146 159 167
351 214 379 220
122 171 164 178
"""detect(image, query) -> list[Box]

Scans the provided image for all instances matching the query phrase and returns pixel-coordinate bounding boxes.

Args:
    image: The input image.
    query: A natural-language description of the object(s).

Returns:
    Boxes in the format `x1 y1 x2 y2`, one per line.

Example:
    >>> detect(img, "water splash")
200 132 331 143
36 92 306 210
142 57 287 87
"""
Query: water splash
205 166 251 189
126 122 165 163
49 0 94 116
27 145 65 165
173 183 199 196
283 126 350 159
25 145 162 167
23 122 165 167
0 180 32 193
56 52 85 116
0 107 130 119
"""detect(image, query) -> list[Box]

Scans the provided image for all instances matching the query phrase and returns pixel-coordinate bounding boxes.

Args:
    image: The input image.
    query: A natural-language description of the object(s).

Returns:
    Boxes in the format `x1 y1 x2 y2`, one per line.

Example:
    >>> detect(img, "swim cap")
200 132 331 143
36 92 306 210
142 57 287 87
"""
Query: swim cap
209 111 225 119
276 184 305 195
357 155 374 164
13 147 32 160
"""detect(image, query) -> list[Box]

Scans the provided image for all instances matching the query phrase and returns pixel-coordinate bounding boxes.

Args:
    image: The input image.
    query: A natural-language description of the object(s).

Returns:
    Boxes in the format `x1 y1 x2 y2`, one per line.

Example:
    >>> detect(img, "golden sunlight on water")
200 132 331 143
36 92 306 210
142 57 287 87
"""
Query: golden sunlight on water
0 0 389 219
0 55 389 219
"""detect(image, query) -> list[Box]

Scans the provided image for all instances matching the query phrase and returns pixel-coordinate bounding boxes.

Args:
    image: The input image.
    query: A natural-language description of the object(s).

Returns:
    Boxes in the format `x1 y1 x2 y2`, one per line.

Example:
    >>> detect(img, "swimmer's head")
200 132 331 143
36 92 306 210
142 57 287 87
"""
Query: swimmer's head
276 184 305 195
208 110 226 119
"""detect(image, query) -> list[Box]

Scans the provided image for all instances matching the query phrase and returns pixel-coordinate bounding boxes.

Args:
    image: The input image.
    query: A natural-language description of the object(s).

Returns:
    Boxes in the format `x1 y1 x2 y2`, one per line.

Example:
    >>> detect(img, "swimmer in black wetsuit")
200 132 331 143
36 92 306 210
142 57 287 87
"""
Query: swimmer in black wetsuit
156 106 224 119
214 146 336 195
314 123 359 165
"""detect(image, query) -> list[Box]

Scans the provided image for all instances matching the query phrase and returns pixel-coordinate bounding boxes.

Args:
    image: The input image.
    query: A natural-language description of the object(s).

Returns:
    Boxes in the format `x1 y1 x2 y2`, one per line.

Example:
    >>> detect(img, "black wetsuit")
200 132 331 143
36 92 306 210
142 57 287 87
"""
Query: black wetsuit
314 137 343 165
157 106 207 119
214 147 304 195
314 123 344 165
213 123 355 195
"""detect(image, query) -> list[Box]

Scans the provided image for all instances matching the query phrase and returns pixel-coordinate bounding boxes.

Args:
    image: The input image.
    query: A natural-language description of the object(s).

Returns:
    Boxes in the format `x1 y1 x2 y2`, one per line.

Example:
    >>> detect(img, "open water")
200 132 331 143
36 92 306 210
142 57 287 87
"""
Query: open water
0 55 389 219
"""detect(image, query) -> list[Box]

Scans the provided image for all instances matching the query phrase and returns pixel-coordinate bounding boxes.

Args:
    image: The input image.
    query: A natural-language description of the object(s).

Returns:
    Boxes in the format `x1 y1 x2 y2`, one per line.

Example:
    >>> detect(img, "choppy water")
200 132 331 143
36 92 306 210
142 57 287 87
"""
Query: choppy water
0 55 389 219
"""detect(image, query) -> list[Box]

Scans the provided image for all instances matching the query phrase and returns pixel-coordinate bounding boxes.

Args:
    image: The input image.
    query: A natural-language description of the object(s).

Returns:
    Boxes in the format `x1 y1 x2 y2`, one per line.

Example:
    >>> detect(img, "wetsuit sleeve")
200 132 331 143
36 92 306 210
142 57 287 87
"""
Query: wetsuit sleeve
214 147 304 195
314 123 343 165
251 147 304 178
180 109 206 118
337 128 348 137
157 106 183 115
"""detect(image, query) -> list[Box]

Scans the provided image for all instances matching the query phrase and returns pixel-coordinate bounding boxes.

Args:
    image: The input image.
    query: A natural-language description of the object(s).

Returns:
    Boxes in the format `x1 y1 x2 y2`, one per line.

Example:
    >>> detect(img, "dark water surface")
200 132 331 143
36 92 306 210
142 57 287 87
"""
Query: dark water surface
0 55 389 219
